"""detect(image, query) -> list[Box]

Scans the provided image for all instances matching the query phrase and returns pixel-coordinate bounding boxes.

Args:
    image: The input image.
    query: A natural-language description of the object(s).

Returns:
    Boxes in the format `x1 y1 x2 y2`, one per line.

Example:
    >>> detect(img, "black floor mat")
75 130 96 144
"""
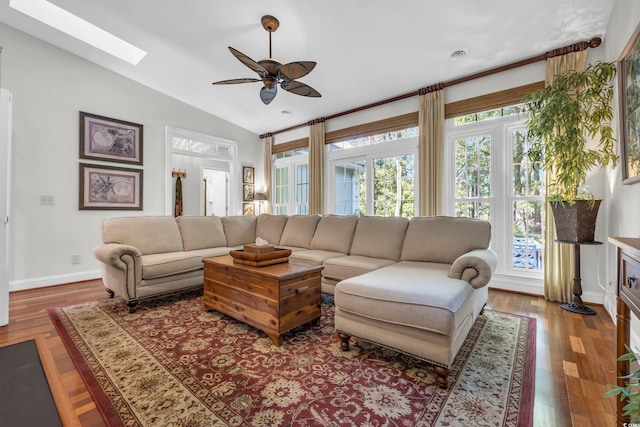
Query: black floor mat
0 340 62 427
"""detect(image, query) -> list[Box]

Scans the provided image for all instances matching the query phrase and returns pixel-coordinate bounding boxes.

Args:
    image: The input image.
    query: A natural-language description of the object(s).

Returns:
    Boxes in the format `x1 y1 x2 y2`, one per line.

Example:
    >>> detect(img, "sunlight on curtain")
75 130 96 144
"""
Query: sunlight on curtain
263 135 273 213
309 120 325 214
418 87 445 216
543 51 587 303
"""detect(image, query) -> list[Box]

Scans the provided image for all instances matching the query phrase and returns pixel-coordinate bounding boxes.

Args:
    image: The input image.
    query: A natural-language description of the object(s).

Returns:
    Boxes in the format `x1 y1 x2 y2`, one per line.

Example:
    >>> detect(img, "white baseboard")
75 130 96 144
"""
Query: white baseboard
9 270 101 292
488 274 605 305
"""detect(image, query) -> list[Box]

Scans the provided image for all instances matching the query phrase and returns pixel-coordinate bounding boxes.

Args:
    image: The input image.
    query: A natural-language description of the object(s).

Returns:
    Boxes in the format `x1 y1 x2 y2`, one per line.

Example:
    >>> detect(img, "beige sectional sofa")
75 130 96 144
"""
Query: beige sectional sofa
95 213 496 387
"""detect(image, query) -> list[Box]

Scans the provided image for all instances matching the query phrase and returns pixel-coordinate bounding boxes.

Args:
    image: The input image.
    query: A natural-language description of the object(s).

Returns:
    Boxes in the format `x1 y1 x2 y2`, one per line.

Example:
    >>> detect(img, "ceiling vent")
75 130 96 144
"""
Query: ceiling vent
449 48 470 61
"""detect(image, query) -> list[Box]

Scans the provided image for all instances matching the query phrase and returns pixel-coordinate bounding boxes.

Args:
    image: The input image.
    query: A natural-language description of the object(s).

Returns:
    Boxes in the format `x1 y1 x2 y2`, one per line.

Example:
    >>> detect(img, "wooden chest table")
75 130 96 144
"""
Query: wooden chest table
203 255 323 346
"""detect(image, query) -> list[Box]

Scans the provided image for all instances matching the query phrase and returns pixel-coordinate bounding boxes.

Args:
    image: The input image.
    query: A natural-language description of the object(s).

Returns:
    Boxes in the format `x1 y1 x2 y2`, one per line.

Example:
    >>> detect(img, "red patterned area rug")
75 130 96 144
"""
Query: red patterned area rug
48 291 535 427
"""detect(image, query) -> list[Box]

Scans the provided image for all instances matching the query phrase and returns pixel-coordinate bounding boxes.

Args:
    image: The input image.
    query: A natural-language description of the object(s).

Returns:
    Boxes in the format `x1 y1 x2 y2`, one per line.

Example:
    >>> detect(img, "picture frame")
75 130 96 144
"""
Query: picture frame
80 111 143 165
243 203 255 216
242 166 254 184
243 184 255 201
79 163 143 210
618 22 640 185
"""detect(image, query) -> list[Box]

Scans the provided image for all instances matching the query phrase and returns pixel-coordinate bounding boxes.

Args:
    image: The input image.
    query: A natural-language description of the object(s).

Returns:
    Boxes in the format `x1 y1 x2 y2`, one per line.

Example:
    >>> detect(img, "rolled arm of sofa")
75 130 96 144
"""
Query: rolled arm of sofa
94 243 143 299
449 248 498 289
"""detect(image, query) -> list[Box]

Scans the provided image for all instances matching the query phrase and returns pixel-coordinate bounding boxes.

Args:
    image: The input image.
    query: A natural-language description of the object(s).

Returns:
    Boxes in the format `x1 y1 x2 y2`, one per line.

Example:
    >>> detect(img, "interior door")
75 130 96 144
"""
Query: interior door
0 89 13 326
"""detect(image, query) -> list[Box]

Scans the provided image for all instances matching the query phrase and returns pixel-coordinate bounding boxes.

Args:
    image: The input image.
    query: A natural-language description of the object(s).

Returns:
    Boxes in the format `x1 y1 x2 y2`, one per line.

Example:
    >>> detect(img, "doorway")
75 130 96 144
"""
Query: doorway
203 168 228 216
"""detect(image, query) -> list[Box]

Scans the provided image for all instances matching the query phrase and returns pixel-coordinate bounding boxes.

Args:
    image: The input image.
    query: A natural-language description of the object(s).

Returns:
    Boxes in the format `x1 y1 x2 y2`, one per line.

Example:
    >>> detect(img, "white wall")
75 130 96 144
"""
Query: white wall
0 23 261 290
602 0 640 335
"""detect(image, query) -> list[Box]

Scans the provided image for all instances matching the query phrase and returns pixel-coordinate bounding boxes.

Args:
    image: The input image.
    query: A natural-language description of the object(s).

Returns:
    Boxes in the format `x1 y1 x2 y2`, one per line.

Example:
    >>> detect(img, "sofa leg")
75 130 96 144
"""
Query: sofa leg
434 366 450 389
106 288 115 299
127 299 139 313
338 333 351 351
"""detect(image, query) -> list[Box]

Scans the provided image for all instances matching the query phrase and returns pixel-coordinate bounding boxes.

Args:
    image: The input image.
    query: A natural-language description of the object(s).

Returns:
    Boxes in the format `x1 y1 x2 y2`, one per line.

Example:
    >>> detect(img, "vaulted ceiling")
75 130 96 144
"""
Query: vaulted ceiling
0 0 615 135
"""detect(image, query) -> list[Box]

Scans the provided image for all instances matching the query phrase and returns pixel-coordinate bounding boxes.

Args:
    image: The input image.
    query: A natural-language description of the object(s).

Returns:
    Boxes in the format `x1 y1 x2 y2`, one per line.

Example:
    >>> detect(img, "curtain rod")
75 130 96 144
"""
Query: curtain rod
259 36 602 139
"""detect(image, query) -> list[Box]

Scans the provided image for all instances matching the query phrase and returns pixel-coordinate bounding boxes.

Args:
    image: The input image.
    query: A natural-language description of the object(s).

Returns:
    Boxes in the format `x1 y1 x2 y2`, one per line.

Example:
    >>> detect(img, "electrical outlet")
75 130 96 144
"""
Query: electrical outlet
39 195 54 205
71 254 81 264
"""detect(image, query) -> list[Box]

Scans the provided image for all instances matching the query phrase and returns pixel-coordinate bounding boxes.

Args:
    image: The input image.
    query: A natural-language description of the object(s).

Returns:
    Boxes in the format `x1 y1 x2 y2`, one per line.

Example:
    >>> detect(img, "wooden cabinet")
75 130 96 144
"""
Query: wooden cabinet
609 237 640 425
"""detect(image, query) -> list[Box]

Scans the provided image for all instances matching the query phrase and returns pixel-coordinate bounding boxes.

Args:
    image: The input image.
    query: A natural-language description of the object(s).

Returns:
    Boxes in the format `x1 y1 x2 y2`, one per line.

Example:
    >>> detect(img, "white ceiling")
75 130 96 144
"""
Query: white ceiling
0 0 615 135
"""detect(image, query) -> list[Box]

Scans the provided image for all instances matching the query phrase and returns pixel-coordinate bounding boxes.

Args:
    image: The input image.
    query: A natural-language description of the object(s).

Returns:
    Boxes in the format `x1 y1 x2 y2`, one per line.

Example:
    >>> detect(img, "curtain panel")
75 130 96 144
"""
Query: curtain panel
309 120 325 215
543 50 587 303
418 87 445 216
262 135 273 214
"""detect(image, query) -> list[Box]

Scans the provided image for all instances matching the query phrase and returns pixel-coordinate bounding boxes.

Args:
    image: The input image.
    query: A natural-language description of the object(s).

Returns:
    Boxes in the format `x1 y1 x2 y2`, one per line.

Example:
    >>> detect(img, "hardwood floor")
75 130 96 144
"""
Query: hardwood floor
0 281 618 426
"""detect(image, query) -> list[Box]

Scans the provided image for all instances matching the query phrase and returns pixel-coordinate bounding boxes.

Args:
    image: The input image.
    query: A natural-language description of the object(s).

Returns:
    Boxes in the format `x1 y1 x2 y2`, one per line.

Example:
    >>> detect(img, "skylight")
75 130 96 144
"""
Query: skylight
9 0 147 65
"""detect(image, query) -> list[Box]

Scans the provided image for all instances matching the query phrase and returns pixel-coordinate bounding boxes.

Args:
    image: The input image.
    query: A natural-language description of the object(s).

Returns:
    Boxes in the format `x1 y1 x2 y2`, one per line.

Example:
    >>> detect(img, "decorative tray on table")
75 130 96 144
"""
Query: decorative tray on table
229 244 292 267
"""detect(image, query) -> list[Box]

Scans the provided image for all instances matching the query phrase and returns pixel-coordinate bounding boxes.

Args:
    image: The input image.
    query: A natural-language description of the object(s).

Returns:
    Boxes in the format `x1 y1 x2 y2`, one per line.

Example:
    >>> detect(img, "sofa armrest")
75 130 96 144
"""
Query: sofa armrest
94 243 143 299
449 248 497 289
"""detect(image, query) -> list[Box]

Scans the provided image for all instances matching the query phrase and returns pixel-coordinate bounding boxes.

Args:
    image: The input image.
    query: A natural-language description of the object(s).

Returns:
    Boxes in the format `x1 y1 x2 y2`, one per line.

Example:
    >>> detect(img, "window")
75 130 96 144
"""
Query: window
273 148 309 215
446 108 544 279
329 128 418 217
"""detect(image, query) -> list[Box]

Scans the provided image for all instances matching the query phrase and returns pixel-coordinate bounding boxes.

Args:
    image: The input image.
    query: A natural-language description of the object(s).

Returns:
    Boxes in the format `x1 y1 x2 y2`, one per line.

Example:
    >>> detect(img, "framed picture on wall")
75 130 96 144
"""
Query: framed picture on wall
79 163 143 210
242 166 254 184
619 22 640 185
80 111 143 165
243 203 255 215
243 184 255 201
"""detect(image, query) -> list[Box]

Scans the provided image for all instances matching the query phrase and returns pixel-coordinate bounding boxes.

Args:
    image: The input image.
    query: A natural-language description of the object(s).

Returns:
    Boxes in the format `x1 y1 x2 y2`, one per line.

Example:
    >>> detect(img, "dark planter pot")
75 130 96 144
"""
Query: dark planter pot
550 200 602 243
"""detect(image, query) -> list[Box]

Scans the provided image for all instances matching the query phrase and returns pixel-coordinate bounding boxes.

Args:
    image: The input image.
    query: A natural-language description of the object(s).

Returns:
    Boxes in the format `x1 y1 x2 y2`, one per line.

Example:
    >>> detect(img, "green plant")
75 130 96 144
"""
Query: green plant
522 61 618 201
605 345 640 421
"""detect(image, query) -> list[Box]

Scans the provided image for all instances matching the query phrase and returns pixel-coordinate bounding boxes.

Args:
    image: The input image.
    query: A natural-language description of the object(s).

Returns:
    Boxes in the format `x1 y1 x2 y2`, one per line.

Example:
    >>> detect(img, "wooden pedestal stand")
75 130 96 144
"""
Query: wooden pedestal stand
556 240 601 316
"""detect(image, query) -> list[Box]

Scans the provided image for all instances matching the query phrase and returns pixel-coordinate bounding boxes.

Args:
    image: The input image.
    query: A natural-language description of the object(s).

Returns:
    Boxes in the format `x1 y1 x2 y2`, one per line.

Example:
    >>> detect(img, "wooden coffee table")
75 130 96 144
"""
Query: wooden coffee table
203 255 323 346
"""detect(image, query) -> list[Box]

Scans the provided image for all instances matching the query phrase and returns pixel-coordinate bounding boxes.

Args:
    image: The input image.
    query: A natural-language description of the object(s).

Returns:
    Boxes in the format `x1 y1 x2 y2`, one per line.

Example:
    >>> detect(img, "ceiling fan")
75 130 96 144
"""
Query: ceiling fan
212 15 321 105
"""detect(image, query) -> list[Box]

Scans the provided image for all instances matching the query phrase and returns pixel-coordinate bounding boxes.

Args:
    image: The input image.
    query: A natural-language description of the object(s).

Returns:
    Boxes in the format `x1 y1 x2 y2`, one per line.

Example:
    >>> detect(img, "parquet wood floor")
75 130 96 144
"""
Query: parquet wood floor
0 280 618 426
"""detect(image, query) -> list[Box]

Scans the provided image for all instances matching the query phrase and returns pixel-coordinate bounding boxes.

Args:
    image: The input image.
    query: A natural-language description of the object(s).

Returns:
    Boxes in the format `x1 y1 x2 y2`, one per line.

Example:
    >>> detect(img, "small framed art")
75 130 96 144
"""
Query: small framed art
243 184 255 201
242 166 254 184
80 111 143 165
79 163 143 210
243 203 255 215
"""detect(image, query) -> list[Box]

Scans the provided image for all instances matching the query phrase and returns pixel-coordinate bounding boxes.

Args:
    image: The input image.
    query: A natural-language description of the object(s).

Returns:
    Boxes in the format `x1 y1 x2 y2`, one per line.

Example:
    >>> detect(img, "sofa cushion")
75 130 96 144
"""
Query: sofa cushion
256 214 288 245
334 261 473 336
322 255 396 281
176 216 228 250
401 216 491 264
140 252 204 280
349 216 408 261
279 215 321 248
221 215 257 247
310 215 358 253
101 216 184 255
288 250 345 266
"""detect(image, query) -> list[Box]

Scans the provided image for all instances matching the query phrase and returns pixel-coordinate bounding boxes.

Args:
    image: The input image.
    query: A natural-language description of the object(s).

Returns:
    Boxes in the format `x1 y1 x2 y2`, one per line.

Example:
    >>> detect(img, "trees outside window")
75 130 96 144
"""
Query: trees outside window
329 129 418 217
273 149 308 214
446 109 544 276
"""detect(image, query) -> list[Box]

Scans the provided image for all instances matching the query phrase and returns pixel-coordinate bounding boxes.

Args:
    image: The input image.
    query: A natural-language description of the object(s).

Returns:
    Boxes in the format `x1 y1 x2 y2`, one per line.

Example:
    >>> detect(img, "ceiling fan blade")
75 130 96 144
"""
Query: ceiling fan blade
228 47 267 75
281 80 321 97
277 61 317 80
260 86 278 105
212 78 261 85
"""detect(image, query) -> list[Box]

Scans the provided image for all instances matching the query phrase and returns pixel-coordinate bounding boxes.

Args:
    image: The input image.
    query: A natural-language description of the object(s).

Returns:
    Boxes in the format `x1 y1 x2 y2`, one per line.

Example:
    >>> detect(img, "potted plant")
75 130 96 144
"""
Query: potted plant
605 345 640 421
522 61 618 243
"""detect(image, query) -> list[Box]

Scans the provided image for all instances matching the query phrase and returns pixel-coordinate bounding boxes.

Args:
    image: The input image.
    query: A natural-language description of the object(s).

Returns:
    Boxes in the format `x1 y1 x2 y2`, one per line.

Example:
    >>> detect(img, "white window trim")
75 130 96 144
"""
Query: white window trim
326 137 419 216
444 115 544 294
273 153 309 215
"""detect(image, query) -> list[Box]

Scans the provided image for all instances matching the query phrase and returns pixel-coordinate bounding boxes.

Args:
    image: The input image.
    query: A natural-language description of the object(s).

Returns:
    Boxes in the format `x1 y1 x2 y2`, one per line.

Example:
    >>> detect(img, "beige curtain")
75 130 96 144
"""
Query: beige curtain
262 134 273 213
543 51 587 302
309 120 325 215
418 86 445 216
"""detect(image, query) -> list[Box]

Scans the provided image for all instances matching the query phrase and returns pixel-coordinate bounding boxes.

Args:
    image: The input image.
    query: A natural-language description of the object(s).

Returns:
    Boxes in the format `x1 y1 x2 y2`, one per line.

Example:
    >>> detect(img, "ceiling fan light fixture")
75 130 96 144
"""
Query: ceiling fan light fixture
212 14 320 105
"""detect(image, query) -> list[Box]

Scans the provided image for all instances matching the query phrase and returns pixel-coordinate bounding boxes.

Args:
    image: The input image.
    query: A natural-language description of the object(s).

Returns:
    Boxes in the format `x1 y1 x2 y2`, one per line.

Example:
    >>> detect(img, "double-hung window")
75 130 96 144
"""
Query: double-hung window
273 148 309 214
328 128 418 217
445 107 545 283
